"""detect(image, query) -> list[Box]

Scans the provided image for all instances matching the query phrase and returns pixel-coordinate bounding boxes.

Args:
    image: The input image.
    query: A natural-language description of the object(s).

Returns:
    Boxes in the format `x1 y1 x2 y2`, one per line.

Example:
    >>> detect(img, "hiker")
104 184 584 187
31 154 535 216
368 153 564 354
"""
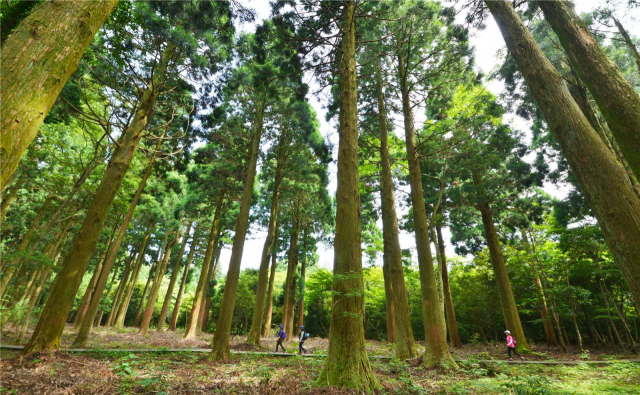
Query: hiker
275 324 287 353
298 325 308 355
505 330 525 361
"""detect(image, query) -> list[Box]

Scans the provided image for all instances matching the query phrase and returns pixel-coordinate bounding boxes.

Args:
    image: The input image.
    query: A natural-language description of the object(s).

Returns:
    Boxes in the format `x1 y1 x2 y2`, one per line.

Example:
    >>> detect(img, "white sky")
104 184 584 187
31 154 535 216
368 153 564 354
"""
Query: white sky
215 0 640 275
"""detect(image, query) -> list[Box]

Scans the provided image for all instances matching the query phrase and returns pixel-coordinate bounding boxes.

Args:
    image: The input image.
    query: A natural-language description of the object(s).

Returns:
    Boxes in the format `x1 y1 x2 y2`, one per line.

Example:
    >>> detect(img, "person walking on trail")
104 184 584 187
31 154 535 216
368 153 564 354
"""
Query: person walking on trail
298 325 308 355
275 324 287 353
505 330 525 361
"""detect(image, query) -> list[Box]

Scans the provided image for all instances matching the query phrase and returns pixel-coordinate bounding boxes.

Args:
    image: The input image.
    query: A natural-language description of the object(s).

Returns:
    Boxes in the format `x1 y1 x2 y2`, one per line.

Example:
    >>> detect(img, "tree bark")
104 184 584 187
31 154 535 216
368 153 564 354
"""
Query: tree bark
209 96 265 361
156 221 192 331
199 241 221 333
262 226 279 338
437 225 462 348
476 201 530 352
106 249 136 327
0 0 119 188
114 222 154 329
376 56 416 357
316 3 379 389
138 228 181 335
295 228 307 337
485 0 640 322
184 192 225 339
169 225 200 331
72 150 158 346
247 143 284 344
282 203 300 341
397 47 455 367
134 239 165 327
537 1 640 179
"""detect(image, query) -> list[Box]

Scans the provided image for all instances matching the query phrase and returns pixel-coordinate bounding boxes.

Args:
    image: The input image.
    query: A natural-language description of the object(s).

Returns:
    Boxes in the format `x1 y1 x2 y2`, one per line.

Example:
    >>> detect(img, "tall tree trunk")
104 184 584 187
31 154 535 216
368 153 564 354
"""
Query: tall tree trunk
247 146 284 345
485 0 640 322
295 228 307 337
169 226 200 331
74 239 113 328
262 226 279 338
437 225 462 348
114 222 154 328
0 0 119 188
156 221 192 331
209 96 265 361
72 147 159 347
184 193 225 339
612 17 640 75
282 204 300 341
595 260 625 349
139 228 181 335
397 49 455 367
521 229 558 346
134 240 165 327
199 241 221 333
21 43 175 353
430 225 447 342
376 57 416 357
537 1 640 179
605 286 637 351
106 250 136 327
476 200 530 352
564 262 584 353
317 3 379 389
382 251 396 344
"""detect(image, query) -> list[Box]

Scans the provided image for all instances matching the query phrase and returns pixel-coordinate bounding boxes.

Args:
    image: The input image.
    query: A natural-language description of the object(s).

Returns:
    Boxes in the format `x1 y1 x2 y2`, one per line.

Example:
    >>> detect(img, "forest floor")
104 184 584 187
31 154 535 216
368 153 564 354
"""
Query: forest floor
1 325 639 394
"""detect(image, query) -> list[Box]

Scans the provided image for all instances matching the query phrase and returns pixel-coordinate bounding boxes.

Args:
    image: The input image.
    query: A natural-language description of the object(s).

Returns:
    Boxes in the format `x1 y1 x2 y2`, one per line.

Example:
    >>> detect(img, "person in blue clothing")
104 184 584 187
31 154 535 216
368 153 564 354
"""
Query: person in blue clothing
298 325 307 355
275 324 286 353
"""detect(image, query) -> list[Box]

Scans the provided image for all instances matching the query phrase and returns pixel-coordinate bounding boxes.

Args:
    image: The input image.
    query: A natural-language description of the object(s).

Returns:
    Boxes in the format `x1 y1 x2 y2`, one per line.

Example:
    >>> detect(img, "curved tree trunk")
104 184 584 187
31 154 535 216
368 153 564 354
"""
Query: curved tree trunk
397 49 455 368
316 3 379 389
437 225 462 348
262 226 279 338
485 0 640 325
0 0 119 187
537 0 640 180
156 221 192 331
169 226 200 331
210 102 264 360
476 201 530 352
184 193 225 339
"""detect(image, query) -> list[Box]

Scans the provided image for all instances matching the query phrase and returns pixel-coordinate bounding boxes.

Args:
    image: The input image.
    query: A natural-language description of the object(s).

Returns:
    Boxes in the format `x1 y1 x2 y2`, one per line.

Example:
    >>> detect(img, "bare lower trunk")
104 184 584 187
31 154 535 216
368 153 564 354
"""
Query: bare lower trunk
283 205 300 341
134 245 164 328
564 263 584 353
199 242 221 333
295 231 307 337
139 229 181 335
184 193 225 340
437 226 462 348
169 226 201 331
262 227 279 338
316 4 379 389
209 97 265 361
397 47 455 367
477 201 530 352
0 0 119 187
156 221 192 331
114 224 153 329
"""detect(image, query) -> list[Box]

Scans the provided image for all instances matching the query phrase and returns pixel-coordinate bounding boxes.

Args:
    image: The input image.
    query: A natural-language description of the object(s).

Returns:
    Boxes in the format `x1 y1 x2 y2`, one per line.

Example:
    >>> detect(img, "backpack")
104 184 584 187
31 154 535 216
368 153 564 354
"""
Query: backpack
281 331 286 339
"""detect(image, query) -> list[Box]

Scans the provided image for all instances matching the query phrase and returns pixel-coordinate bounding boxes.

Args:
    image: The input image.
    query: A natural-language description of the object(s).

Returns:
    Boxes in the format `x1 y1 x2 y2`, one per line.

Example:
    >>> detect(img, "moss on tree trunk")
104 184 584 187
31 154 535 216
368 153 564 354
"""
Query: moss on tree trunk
485 0 640 318
316 3 379 390
209 102 265 360
1 0 118 188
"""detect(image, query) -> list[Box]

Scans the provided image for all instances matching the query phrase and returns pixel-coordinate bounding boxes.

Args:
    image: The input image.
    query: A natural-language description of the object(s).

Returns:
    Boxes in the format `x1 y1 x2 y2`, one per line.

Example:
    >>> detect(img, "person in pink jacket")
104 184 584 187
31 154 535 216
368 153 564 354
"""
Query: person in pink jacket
505 330 525 361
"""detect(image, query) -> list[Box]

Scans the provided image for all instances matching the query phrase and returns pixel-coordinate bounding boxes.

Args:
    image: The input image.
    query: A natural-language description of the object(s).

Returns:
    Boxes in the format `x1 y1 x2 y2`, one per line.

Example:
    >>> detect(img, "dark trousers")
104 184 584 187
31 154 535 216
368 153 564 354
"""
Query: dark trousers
508 346 521 358
275 339 286 353
299 341 306 354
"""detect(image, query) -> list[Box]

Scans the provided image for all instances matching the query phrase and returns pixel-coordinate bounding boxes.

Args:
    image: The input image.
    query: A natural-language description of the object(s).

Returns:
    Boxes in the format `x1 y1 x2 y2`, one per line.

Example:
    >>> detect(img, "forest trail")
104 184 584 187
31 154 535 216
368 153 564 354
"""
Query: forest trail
2 344 638 365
